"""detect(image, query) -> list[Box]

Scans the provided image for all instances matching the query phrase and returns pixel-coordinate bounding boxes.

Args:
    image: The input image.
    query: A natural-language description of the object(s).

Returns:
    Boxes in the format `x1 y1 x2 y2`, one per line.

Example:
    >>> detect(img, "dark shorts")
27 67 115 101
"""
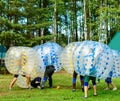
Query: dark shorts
84 75 96 83
14 74 26 78
73 71 84 81
14 74 19 78
44 65 55 78
105 77 112 83
80 75 84 81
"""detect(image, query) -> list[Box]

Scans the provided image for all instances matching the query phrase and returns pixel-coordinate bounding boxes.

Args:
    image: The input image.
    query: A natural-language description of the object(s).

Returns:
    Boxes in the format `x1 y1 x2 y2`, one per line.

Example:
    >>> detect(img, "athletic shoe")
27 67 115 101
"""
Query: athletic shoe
113 87 117 91
72 89 76 92
104 87 110 90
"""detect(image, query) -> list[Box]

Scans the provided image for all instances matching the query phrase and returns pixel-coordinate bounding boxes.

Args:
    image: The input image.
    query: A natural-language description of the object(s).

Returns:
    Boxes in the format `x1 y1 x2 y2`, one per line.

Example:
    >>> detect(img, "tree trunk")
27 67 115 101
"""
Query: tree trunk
53 0 57 42
104 0 108 44
87 0 91 40
73 0 78 41
83 0 87 40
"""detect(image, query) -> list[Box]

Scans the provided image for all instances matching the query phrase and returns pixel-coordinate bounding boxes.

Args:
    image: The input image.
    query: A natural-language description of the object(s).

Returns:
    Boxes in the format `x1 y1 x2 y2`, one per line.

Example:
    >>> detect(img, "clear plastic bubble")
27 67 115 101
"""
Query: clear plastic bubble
5 47 22 74
60 42 81 74
110 50 120 78
73 41 113 79
5 46 43 88
32 45 40 51
16 61 43 88
95 46 113 79
36 42 63 72
16 75 27 88
5 47 38 75
16 66 44 88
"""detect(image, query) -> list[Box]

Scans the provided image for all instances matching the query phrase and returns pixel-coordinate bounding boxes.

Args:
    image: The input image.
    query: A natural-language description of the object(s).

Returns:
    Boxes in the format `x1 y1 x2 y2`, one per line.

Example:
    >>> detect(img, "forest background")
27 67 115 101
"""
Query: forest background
0 0 120 49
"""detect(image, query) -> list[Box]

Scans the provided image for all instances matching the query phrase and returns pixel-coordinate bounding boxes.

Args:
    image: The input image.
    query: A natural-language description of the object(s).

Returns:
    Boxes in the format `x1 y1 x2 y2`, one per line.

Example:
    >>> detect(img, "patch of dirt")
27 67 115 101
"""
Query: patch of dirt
55 70 68 74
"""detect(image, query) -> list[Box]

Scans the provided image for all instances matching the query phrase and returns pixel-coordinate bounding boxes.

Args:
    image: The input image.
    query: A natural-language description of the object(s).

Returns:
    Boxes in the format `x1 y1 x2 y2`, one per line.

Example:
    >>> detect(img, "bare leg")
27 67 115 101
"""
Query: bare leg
72 83 76 91
9 77 17 89
26 75 30 88
80 80 84 92
105 83 110 90
93 85 97 95
111 82 117 91
107 83 110 88
111 82 116 88
84 86 88 98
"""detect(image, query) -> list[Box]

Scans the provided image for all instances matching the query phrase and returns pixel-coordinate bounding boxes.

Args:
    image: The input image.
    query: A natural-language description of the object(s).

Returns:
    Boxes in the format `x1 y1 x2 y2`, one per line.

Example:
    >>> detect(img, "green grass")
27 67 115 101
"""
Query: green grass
0 70 120 101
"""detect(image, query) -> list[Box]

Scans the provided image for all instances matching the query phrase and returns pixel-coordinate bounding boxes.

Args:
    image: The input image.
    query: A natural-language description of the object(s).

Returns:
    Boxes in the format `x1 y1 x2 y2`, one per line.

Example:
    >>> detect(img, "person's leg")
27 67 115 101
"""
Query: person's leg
109 78 117 91
9 75 18 90
72 71 77 92
48 75 52 88
48 71 54 88
26 75 31 88
90 77 97 96
41 77 47 89
107 83 110 89
42 65 55 89
83 76 89 98
111 82 117 91
93 85 97 95
41 68 48 89
9 77 17 89
80 75 84 92
84 82 88 98
90 77 97 95
105 78 110 90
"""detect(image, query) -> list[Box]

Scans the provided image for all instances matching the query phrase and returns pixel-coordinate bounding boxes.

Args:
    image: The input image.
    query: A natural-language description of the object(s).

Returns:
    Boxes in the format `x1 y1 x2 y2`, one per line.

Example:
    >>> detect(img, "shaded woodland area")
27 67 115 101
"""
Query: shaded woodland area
0 0 120 73
0 0 120 49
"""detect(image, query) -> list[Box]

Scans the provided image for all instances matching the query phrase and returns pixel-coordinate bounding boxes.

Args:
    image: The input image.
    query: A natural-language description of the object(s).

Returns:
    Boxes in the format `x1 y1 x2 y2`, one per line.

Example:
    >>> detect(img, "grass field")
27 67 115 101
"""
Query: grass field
0 70 120 101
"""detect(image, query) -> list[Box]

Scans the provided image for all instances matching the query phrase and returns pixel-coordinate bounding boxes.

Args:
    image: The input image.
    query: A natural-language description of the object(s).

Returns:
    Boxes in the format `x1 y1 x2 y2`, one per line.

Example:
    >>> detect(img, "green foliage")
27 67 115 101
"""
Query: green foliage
12 24 24 30
0 31 25 46
25 34 56 47
56 34 68 47
25 22 52 30
0 17 12 28
1 0 120 46
0 31 57 47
